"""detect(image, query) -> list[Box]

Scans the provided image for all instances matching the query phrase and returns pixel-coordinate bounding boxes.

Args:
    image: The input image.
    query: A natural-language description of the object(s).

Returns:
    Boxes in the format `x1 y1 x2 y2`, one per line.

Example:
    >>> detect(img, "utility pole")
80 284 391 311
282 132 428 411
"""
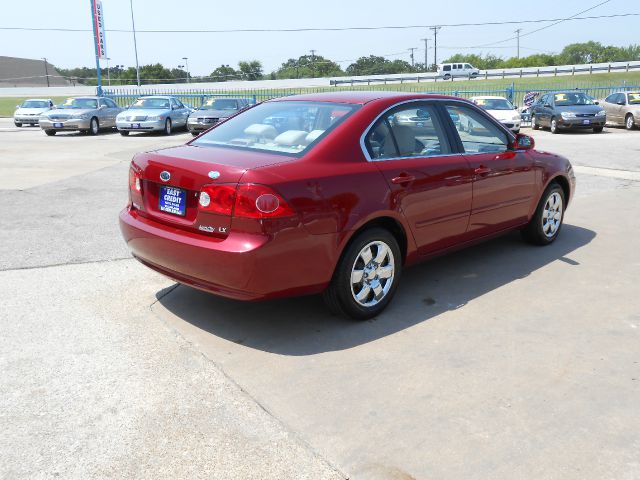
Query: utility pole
129 0 141 86
182 57 190 83
41 57 50 87
310 49 316 77
429 26 441 68
420 37 429 70
515 29 522 59
408 47 417 67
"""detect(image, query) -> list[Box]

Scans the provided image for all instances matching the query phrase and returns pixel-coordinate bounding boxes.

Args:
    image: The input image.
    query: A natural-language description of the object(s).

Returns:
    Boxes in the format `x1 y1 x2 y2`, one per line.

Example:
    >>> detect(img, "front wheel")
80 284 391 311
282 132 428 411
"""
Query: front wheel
323 228 401 320
163 118 172 136
14 122 22 127
550 117 560 134
593 126 604 133
521 182 565 245
44 129 56 136
190 131 199 136
119 130 130 136
626 114 636 130
88 117 99 135
531 115 539 130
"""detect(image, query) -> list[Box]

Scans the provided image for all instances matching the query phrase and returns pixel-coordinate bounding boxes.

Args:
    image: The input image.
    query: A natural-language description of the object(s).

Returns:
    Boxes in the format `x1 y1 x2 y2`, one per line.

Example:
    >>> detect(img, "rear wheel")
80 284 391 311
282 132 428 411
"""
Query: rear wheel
531 115 539 130
88 117 99 135
44 130 56 136
119 130 130 136
323 228 401 320
521 182 565 245
550 117 560 134
163 118 172 135
626 114 636 130
443 74 451 80
14 122 22 127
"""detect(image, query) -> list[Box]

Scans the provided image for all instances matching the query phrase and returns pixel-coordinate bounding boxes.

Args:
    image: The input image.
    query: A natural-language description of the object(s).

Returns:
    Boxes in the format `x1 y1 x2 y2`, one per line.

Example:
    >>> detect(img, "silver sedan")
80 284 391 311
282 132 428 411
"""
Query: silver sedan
39 97 122 136
14 99 54 127
116 96 190 136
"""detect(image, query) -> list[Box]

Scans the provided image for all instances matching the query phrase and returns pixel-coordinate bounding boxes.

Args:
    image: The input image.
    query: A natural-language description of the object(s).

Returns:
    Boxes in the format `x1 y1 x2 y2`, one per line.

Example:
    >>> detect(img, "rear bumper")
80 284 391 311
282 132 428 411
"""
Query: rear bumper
119 207 337 300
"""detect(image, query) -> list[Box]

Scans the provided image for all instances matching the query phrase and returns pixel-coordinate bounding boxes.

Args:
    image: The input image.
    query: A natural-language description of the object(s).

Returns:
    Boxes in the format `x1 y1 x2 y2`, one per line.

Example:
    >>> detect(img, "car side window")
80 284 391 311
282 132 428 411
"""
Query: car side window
617 93 626 105
445 104 509 154
175 99 185 108
365 103 450 161
605 93 616 104
105 99 117 108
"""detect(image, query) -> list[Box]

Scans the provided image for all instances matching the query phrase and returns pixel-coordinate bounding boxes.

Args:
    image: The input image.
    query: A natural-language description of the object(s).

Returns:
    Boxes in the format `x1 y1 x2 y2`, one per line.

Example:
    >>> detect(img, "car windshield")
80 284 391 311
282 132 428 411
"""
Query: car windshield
474 98 513 110
59 98 98 109
21 100 49 108
129 98 171 109
628 93 640 105
200 99 239 110
192 101 358 156
553 92 595 106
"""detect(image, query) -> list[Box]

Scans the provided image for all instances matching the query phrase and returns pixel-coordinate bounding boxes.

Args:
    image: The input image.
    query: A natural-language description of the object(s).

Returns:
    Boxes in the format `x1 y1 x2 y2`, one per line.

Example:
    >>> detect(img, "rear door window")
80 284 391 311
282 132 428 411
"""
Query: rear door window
444 104 509 154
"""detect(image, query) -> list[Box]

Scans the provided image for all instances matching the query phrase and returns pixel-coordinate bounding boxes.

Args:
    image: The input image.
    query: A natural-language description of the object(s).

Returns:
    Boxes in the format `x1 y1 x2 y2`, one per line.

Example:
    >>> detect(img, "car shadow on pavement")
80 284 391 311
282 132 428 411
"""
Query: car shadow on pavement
155 224 596 356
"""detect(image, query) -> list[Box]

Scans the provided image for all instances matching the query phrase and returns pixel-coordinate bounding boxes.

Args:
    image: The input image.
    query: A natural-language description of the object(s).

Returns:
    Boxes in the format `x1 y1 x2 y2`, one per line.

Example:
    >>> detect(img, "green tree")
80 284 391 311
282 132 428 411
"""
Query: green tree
345 55 415 76
276 54 343 79
209 65 238 82
238 60 263 81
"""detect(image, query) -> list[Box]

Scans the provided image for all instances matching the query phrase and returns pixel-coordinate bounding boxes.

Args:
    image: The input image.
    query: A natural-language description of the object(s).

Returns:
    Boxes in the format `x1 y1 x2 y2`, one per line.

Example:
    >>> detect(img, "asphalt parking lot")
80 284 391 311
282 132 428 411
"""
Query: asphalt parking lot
1 118 639 479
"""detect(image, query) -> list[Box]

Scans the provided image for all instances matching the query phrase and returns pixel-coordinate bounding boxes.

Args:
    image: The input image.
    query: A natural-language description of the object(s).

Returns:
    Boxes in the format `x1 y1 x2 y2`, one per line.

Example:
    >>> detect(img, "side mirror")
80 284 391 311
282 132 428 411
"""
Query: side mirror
594 101 600 105
544 103 552 108
514 105 519 110
98 105 107 110
15 105 20 109
514 133 535 151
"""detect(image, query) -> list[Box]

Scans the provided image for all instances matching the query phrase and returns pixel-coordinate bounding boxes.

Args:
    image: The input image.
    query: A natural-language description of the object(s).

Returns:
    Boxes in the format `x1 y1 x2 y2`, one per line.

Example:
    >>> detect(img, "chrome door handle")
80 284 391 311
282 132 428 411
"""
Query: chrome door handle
391 174 416 185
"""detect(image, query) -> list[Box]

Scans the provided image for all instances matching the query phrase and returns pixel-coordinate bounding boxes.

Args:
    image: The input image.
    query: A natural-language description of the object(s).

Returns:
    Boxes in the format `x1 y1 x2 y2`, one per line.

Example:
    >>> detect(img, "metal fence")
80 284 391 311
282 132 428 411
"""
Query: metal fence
103 82 640 110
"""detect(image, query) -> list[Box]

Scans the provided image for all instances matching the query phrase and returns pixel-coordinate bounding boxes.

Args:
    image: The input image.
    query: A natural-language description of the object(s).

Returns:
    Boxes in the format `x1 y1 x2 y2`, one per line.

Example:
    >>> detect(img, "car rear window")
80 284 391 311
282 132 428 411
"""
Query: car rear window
192 101 358 157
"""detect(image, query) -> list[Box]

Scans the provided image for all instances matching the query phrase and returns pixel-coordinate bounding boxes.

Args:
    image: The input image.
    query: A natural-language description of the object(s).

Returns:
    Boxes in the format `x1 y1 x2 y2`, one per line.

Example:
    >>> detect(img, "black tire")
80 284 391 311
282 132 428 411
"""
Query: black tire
443 74 451 80
191 131 199 136
625 114 636 130
521 182 565 246
119 130 130 136
88 117 99 135
531 115 539 130
593 126 603 133
163 118 172 135
14 122 22 127
44 130 56 136
550 117 560 134
323 228 402 320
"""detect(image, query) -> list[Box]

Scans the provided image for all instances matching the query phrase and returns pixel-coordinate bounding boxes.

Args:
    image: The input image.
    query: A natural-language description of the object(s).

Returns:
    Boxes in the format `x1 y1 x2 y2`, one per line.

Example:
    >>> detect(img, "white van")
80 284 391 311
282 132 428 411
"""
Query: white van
438 63 480 79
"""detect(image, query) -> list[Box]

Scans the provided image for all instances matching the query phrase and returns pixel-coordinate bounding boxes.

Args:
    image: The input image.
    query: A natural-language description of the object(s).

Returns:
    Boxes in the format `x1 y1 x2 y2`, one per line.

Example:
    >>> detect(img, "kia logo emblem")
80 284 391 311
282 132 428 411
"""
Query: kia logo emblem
160 171 171 182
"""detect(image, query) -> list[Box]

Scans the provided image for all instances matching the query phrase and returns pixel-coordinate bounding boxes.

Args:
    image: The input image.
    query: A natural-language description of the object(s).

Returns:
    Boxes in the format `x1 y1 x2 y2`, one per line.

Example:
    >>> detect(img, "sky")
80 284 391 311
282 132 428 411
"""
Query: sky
0 0 637 76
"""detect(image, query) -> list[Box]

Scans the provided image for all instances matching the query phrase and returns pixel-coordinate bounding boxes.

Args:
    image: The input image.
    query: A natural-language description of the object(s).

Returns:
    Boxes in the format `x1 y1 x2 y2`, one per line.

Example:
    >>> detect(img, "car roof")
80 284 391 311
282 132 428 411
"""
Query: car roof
138 95 173 100
269 91 456 105
67 96 101 100
25 98 52 101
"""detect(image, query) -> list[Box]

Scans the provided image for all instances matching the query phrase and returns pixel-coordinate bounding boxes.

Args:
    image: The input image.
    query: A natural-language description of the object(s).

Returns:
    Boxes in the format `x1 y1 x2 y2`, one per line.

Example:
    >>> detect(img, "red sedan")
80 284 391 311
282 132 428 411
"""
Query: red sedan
120 92 575 319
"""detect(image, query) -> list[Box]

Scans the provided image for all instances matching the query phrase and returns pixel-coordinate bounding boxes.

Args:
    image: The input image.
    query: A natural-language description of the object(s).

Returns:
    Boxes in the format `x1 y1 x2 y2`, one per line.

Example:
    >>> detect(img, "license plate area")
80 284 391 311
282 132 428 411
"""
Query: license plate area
53 122 63 128
130 123 141 129
582 119 591 125
159 186 187 216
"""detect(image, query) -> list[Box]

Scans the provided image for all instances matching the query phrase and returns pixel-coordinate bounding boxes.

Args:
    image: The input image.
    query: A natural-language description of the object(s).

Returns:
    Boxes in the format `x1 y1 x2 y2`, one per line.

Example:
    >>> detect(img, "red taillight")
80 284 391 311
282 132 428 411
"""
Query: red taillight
129 168 142 193
234 184 295 218
198 184 236 215
198 183 295 218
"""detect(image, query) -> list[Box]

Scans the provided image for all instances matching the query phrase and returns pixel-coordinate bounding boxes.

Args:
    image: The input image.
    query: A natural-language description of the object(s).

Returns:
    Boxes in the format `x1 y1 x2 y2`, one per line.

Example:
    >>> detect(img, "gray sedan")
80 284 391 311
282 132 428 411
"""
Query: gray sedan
187 97 250 136
531 91 606 134
116 96 190 136
39 97 122 136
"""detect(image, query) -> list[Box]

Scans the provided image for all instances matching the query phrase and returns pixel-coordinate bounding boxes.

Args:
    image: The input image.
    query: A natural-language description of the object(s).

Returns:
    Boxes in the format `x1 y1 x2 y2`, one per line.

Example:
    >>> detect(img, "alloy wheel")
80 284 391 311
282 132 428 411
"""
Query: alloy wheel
627 115 635 130
350 241 395 307
90 118 99 135
542 192 563 238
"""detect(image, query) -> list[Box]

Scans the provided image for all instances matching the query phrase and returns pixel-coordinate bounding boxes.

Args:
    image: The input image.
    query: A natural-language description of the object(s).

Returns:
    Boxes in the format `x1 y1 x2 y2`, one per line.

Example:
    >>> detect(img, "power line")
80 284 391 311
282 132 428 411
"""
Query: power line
0 12 637 34
463 0 614 49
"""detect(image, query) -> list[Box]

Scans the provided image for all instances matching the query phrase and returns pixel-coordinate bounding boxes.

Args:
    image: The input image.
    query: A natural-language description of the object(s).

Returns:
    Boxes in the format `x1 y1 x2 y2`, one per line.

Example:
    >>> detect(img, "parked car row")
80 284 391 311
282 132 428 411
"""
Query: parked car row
12 95 253 137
